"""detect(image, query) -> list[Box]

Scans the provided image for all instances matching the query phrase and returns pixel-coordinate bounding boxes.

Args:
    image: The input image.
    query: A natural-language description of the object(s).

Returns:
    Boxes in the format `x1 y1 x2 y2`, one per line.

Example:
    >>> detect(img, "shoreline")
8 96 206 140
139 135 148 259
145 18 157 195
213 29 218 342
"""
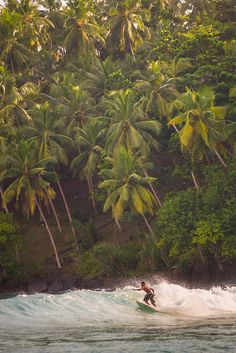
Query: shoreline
1 272 236 298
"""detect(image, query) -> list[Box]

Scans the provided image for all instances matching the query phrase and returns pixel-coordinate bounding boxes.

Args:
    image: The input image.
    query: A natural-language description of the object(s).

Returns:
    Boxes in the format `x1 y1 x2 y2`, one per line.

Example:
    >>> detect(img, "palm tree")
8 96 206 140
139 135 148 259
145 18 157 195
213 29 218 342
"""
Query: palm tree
10 0 54 50
162 58 192 84
135 60 178 119
103 89 162 156
62 0 104 59
99 147 169 265
169 87 227 167
0 140 62 268
23 101 78 238
81 57 116 100
70 118 106 210
49 73 96 135
106 0 150 57
99 147 157 232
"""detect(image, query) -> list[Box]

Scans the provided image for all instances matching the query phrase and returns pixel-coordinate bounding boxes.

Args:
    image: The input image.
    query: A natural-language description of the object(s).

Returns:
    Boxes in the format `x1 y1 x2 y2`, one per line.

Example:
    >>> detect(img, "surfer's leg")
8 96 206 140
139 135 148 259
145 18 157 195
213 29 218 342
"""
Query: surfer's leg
150 294 156 307
144 293 150 305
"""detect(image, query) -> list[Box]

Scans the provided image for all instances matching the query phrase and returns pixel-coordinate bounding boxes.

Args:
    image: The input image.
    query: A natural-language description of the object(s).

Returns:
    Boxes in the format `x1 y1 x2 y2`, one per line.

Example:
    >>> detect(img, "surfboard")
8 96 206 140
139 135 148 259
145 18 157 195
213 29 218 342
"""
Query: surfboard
136 300 159 312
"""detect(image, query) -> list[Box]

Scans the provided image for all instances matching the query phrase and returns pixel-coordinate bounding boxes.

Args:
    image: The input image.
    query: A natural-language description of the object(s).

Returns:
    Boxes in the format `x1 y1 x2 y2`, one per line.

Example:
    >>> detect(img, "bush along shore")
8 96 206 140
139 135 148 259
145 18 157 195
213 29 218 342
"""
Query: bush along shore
0 0 236 293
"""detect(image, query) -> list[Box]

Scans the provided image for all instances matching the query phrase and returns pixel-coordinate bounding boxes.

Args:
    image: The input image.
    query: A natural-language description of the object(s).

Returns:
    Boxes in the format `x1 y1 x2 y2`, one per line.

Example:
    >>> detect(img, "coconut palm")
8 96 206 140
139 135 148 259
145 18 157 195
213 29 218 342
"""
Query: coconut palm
169 87 227 167
0 140 62 268
62 0 104 59
103 89 162 156
135 60 178 119
70 118 106 210
23 101 78 238
49 73 96 134
81 57 116 100
99 147 157 231
162 58 192 84
106 0 150 57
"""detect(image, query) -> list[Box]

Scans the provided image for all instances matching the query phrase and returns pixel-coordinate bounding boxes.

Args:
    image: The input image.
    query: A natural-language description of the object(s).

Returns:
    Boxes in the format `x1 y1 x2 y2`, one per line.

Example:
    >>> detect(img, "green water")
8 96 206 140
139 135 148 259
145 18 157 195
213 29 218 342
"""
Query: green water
0 282 236 353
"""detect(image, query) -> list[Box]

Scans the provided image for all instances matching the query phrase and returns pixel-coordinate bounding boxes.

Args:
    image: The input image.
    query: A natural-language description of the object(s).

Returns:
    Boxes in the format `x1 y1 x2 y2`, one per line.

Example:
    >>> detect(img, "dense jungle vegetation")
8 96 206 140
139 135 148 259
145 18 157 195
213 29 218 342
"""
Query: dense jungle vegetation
0 0 236 287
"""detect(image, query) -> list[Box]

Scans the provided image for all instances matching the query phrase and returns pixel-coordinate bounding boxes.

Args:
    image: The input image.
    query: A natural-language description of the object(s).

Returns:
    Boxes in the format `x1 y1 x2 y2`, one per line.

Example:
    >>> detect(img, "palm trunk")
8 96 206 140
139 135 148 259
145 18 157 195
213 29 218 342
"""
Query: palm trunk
0 186 9 213
191 171 199 189
115 218 122 232
142 214 169 267
35 198 62 268
46 191 62 232
215 150 227 168
87 177 97 212
57 179 76 236
143 168 162 207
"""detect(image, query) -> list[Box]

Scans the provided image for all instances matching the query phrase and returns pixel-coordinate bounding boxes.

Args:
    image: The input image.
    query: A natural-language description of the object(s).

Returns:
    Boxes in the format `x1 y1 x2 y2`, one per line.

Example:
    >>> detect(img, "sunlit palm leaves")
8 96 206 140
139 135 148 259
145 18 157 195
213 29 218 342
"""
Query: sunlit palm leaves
169 87 227 161
103 89 161 156
106 0 150 56
99 147 157 221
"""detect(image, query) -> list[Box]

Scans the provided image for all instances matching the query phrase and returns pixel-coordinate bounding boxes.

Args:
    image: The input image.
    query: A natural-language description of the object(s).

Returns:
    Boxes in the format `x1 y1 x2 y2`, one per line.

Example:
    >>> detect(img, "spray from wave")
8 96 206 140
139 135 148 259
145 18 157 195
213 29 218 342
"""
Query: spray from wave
0 281 236 328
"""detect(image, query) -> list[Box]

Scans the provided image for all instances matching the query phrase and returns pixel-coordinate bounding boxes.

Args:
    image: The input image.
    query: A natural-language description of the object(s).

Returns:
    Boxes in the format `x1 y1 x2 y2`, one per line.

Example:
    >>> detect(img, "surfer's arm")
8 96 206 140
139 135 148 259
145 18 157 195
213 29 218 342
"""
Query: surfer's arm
150 287 155 293
132 287 142 291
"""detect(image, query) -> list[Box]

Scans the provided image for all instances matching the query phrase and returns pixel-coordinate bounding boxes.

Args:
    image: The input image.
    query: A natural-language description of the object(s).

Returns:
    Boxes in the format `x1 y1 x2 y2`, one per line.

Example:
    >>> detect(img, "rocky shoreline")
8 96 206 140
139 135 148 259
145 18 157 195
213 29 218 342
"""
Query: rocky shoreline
1 271 236 298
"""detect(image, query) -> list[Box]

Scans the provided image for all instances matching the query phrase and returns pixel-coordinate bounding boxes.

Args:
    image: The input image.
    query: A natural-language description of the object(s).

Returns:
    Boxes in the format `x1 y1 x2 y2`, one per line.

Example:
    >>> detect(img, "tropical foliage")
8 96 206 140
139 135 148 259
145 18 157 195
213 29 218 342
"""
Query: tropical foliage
0 0 235 282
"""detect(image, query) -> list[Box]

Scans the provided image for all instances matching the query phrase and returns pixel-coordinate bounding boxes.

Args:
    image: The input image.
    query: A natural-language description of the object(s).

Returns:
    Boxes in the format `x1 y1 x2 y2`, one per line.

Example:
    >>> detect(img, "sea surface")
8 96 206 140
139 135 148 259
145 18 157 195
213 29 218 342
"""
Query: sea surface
0 281 236 353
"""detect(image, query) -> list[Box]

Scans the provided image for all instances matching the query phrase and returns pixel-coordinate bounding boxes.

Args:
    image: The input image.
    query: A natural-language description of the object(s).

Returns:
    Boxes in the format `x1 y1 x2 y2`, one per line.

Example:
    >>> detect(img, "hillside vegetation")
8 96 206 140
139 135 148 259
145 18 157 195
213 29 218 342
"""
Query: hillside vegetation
0 0 236 288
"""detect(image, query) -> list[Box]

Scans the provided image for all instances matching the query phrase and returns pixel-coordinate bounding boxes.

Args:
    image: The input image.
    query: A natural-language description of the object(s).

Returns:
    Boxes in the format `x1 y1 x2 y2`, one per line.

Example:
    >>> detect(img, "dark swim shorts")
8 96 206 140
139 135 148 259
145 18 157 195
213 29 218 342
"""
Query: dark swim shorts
144 291 155 301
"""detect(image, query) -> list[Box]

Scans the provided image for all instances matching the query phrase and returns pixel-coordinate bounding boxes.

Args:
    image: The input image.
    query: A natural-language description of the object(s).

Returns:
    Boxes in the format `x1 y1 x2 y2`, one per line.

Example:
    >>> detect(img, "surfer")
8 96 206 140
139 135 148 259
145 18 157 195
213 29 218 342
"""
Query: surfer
133 281 156 307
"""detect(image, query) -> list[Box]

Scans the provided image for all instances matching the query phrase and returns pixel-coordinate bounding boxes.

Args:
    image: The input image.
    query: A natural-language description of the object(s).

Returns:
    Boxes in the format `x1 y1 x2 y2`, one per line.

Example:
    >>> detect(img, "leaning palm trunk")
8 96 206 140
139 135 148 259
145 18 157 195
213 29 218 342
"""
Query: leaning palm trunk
46 190 62 232
143 168 162 207
142 214 170 267
214 150 227 168
57 179 75 235
35 198 62 268
87 177 97 212
191 171 199 189
0 187 9 213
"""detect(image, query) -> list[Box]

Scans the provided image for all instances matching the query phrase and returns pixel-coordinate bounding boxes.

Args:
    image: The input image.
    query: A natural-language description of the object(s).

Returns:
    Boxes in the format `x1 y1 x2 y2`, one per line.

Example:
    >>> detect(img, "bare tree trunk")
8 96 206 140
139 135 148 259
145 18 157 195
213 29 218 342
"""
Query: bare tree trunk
115 218 122 232
46 191 62 232
0 186 9 213
35 198 62 268
191 171 199 189
57 179 76 236
142 214 169 267
87 177 97 212
143 168 162 207
215 150 227 168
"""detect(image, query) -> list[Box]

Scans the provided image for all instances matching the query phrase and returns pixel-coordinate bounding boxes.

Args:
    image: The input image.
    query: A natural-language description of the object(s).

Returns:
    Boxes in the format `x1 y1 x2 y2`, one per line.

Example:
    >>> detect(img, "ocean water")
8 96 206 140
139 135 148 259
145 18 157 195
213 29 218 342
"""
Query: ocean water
0 281 236 353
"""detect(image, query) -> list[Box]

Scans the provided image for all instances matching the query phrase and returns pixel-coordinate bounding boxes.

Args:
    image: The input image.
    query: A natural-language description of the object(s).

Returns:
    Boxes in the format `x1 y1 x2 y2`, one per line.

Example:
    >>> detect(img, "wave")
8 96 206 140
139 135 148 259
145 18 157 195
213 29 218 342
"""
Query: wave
0 281 236 328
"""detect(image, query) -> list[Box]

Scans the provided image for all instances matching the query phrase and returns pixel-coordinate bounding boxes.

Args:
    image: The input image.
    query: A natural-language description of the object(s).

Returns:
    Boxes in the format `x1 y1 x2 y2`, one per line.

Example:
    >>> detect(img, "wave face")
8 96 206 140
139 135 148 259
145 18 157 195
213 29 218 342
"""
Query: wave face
1 281 236 353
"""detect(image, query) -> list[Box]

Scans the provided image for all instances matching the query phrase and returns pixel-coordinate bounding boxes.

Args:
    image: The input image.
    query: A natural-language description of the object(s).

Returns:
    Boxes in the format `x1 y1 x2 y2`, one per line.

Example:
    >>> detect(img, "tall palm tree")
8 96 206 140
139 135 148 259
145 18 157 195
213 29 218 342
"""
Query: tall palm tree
62 0 104 59
103 89 162 156
23 102 78 238
49 73 96 134
135 60 178 119
99 147 157 232
0 140 62 268
99 146 169 265
169 87 227 167
0 8 31 74
162 58 192 84
106 0 150 57
70 118 106 210
82 57 116 100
